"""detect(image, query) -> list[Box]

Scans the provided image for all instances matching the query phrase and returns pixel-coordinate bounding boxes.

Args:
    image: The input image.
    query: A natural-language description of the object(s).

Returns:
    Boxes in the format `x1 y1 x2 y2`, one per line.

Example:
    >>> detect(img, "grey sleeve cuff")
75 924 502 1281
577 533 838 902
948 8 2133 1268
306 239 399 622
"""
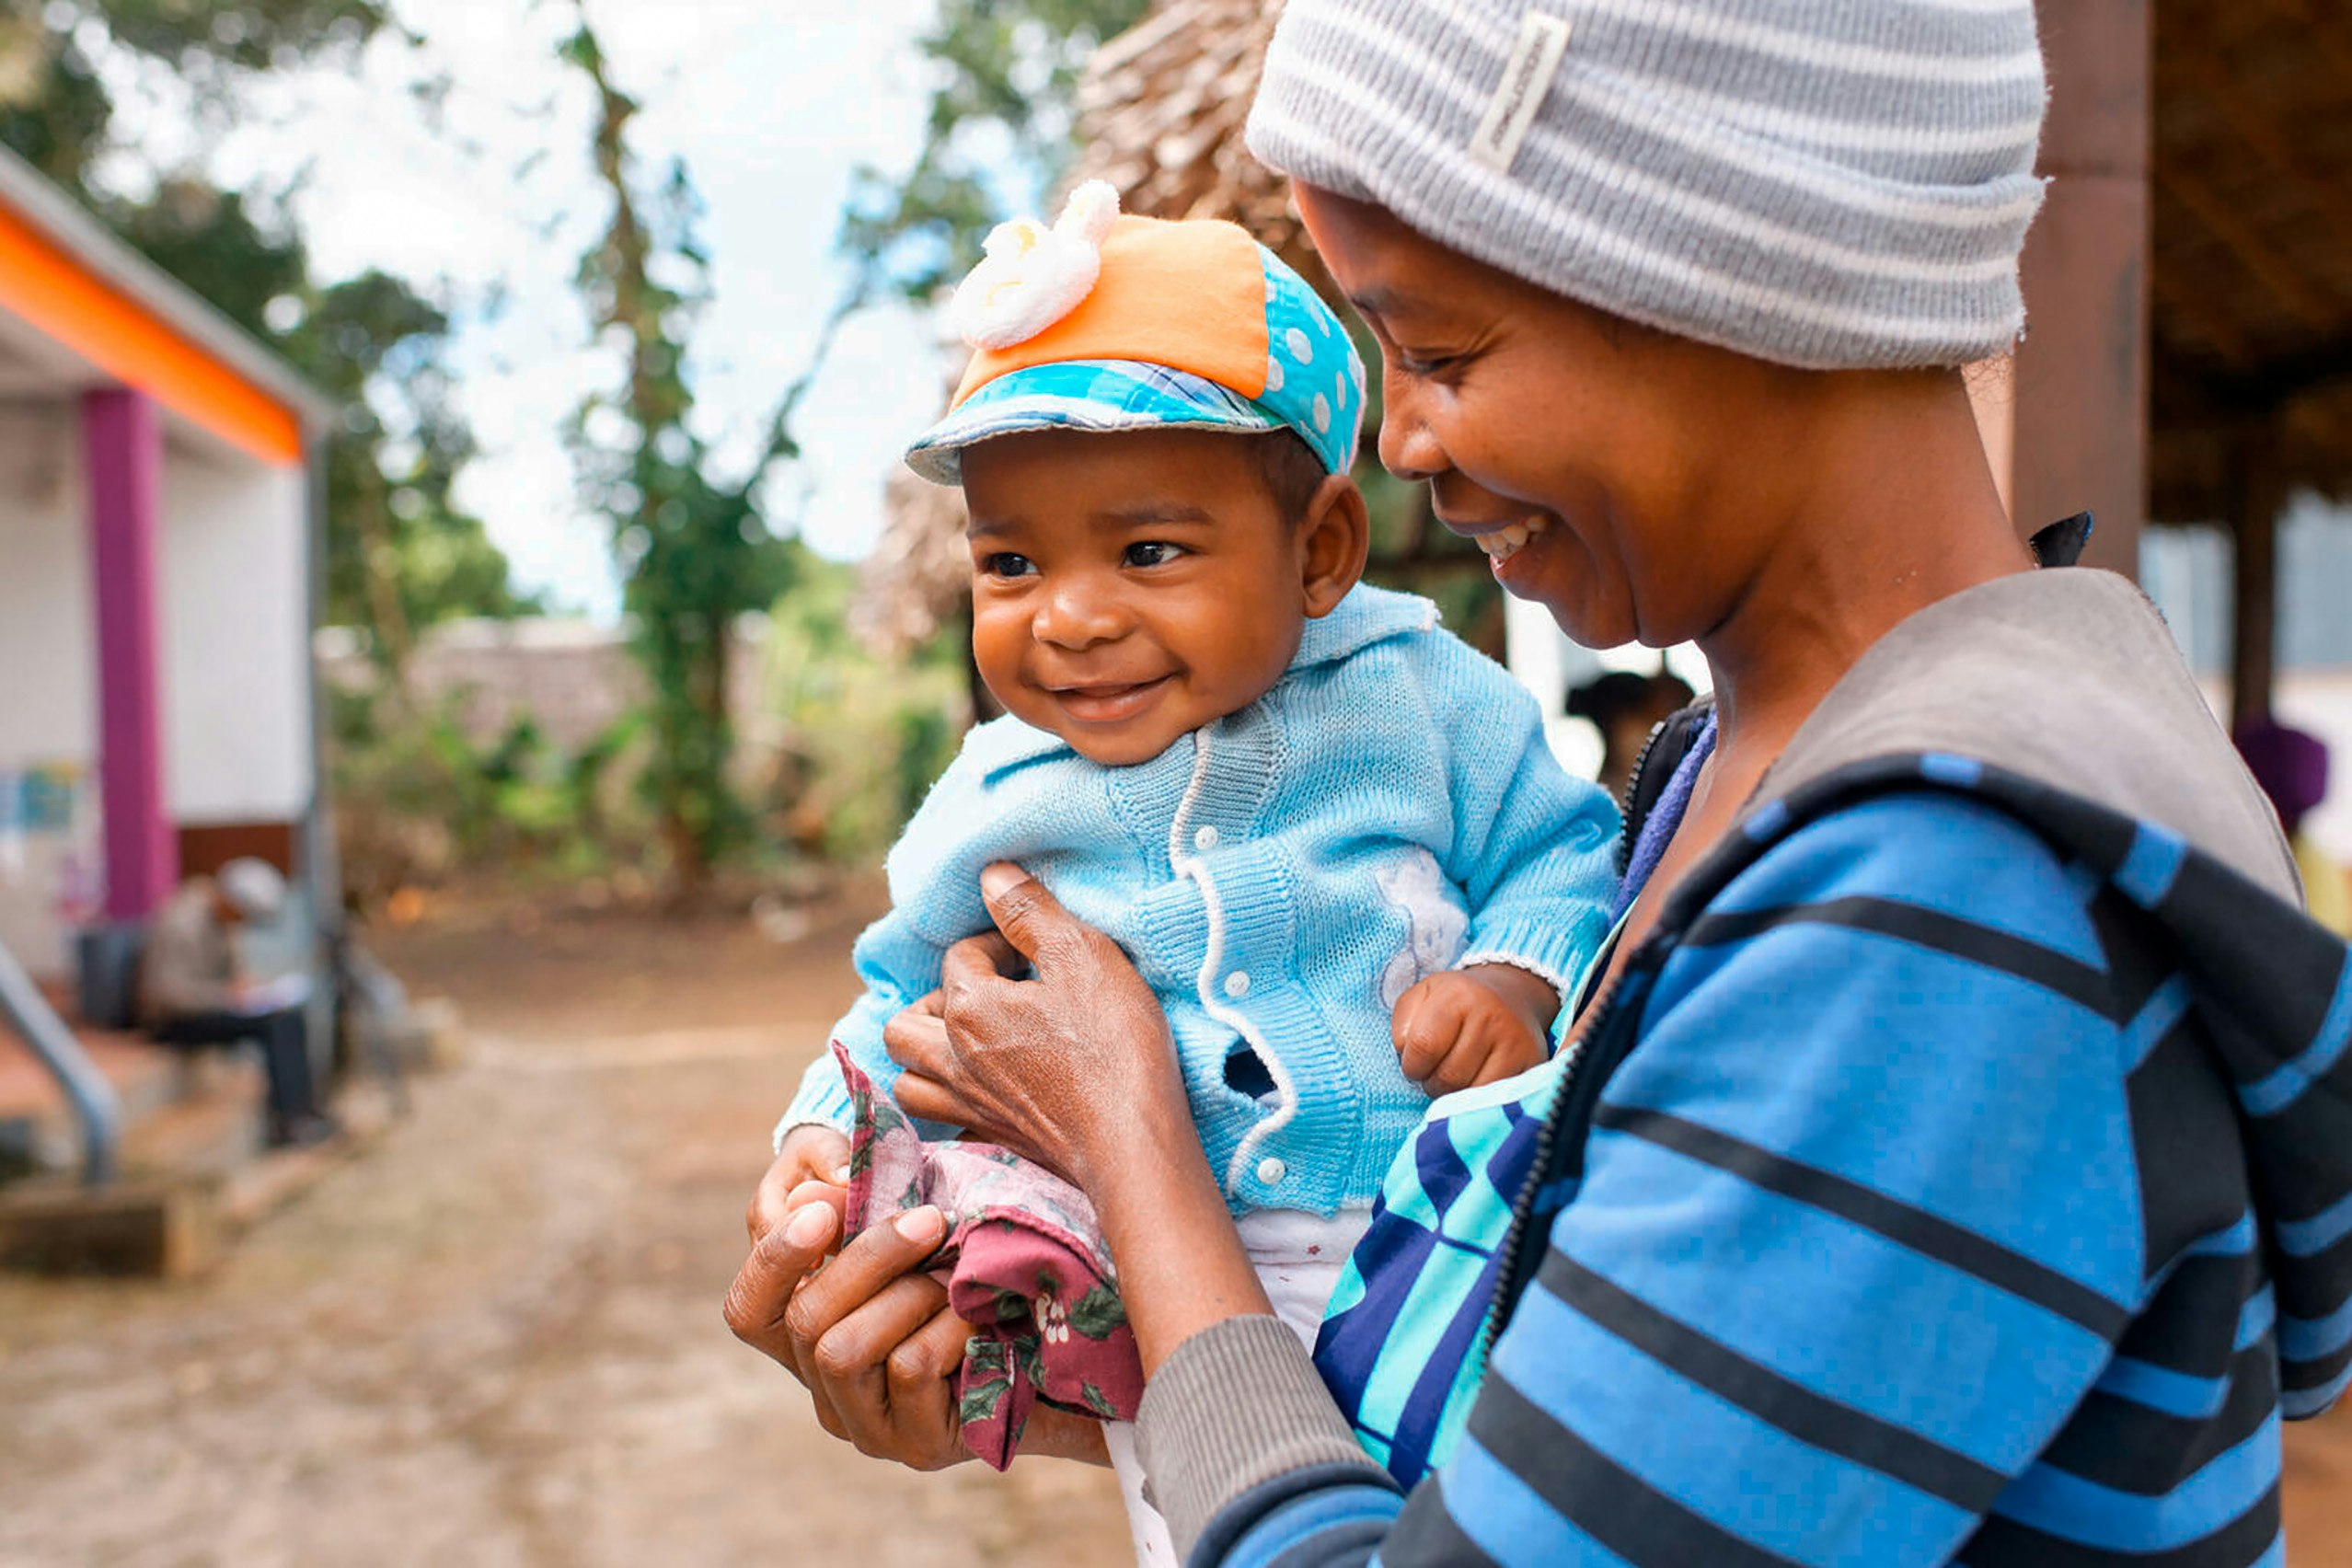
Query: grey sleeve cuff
1135 1314 1388 1559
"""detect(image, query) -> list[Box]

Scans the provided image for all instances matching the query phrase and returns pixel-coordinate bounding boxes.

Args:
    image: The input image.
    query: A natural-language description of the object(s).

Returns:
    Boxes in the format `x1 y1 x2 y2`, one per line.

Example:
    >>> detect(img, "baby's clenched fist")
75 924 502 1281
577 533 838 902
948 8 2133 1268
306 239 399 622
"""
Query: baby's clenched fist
1390 964 1559 1098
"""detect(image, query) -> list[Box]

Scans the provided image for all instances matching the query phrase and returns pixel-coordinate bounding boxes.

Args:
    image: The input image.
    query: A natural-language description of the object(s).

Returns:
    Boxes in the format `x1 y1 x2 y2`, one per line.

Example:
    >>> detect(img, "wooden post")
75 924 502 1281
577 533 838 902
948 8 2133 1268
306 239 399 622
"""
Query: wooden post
2000 0 2150 576
2228 424 2285 730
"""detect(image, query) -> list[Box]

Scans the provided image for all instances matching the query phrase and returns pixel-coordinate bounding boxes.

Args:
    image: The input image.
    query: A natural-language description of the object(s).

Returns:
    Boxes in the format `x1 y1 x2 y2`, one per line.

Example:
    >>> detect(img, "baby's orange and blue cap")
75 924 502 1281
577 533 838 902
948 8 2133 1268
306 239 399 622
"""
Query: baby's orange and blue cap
905 182 1366 486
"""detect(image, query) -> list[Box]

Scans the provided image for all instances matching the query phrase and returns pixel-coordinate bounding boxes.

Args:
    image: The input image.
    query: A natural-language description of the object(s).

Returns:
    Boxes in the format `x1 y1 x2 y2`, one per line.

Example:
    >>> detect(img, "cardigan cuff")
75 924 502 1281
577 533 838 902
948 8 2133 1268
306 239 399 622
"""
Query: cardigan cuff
1455 944 1579 1002
1135 1313 1386 1560
772 1072 856 1156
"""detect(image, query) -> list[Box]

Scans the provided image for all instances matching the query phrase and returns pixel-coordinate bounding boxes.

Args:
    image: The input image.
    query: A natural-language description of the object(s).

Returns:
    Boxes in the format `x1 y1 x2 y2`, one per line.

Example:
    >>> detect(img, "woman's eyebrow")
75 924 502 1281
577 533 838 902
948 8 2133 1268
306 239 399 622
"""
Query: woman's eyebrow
1348 286 1401 323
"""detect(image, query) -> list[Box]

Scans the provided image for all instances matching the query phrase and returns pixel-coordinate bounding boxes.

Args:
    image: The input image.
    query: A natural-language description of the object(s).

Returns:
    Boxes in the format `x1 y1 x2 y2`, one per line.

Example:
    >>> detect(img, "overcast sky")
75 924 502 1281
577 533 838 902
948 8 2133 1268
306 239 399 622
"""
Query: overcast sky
130 0 951 617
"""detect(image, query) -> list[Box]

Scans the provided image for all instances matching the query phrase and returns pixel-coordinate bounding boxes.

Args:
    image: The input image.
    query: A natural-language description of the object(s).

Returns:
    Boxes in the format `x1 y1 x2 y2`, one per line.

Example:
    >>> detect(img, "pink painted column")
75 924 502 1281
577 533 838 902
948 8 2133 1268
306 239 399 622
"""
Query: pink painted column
82 387 177 921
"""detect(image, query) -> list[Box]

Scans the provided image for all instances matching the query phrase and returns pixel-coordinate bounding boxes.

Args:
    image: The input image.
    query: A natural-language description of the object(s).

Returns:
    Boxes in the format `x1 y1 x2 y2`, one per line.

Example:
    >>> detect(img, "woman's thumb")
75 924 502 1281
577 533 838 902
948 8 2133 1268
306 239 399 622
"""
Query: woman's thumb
979 861 1066 960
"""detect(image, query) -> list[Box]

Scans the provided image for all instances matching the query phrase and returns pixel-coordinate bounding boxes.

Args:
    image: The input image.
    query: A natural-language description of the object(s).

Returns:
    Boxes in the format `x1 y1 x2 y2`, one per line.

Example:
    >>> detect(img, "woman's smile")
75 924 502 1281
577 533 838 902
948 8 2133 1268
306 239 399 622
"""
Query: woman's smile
1436 508 1561 587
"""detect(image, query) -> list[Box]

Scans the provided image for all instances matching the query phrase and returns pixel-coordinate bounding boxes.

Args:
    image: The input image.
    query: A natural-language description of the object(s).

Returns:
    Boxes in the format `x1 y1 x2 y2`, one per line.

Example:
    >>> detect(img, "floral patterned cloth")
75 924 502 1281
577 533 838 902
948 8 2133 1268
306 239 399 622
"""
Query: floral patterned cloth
835 1043 1144 1470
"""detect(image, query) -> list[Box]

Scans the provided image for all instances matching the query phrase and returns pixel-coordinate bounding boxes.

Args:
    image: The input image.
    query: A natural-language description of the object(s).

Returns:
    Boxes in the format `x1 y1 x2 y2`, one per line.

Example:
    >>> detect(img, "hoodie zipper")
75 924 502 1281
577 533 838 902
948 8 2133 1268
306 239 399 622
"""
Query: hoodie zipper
1613 718 1675 879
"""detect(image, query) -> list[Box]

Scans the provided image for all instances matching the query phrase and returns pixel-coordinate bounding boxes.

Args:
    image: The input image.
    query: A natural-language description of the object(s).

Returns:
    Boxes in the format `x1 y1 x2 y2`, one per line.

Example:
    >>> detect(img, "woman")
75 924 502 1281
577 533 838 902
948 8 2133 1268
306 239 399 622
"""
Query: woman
731 3 2352 1562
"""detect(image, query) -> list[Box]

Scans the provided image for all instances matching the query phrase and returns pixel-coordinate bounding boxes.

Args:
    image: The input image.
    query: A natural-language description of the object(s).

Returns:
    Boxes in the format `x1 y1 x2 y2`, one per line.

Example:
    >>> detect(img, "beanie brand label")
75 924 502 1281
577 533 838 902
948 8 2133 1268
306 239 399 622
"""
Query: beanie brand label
1470 12 1572 175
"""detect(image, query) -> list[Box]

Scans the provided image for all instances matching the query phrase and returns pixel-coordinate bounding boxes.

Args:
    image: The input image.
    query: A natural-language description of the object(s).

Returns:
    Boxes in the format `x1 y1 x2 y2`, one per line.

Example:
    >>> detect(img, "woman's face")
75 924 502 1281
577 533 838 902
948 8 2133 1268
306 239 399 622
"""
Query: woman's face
1294 183 1776 651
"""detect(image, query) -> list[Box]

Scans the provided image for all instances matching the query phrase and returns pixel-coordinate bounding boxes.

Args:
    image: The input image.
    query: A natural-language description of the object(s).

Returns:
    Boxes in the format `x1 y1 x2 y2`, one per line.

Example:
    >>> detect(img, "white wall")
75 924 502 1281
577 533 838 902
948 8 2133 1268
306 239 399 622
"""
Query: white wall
0 408 313 977
0 403 93 767
0 403 98 974
158 447 312 824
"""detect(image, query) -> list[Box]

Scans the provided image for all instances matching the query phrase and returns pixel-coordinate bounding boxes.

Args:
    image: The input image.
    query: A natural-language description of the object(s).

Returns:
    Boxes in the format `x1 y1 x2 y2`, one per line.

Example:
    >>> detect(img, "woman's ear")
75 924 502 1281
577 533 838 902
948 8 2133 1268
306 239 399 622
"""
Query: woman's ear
1297 473 1371 619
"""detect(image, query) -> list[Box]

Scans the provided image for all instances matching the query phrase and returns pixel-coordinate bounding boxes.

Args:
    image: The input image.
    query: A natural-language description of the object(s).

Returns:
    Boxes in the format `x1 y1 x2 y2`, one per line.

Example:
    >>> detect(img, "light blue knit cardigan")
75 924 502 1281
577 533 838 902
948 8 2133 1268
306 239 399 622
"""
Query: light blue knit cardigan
780 584 1620 1216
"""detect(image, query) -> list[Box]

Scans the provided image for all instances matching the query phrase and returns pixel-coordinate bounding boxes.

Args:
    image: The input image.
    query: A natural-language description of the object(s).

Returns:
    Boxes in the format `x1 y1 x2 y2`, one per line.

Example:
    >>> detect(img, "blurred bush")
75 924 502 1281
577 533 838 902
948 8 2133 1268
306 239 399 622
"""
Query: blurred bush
329 685 650 908
760 562 966 868
327 558 969 912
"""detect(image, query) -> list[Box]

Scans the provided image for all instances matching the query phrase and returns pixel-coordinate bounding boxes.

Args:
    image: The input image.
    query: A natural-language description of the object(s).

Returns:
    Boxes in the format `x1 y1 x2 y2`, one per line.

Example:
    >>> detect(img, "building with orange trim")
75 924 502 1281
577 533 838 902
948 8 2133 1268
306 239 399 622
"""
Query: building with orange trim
0 144 340 983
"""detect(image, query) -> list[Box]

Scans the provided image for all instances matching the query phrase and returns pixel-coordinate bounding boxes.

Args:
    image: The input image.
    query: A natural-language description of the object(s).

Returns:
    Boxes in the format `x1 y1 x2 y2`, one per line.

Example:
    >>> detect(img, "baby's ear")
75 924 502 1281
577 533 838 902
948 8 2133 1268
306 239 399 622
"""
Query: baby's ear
1298 473 1370 619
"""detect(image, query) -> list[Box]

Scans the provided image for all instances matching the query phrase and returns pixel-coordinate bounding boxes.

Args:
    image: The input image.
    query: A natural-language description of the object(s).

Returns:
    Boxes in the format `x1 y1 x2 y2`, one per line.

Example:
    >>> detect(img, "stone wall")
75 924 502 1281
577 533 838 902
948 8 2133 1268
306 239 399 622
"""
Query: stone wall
317 616 771 753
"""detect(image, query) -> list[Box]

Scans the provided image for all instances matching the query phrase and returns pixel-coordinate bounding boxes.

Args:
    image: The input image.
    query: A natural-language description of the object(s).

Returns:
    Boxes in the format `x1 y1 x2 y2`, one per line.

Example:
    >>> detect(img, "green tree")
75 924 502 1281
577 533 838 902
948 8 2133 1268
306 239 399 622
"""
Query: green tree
0 0 394 189
836 0 1152 306
559 11 801 894
0 0 533 671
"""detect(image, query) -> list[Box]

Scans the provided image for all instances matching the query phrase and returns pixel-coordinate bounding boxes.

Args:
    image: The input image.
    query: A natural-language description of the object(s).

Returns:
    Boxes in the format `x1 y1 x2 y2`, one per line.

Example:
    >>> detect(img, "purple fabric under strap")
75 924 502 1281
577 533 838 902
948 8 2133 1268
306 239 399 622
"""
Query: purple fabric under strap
1611 713 1718 922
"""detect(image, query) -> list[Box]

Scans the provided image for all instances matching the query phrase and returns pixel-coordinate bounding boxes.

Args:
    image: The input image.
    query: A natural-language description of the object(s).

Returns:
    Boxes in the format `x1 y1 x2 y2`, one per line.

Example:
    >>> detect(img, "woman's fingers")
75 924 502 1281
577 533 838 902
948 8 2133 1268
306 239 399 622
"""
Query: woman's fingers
854 1298 978 1470
940 929 1027 991
882 1003 953 1077
779 1205 948 1366
817 1285 972 1470
724 1199 842 1370
890 1069 966 1125
793 1208 974 1470
810 1272 950 1440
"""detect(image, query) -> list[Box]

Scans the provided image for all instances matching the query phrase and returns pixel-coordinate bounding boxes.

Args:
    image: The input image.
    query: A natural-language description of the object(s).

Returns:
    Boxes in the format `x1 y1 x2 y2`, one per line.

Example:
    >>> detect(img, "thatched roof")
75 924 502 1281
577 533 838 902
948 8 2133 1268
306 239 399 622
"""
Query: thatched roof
1068 0 1308 273
854 0 2352 651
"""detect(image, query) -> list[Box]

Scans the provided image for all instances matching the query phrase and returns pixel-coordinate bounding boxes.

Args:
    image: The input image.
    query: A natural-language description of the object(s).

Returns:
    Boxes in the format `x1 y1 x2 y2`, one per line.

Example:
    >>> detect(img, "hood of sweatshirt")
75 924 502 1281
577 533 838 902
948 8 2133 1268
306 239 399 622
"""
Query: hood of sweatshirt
1724 565 2349 1417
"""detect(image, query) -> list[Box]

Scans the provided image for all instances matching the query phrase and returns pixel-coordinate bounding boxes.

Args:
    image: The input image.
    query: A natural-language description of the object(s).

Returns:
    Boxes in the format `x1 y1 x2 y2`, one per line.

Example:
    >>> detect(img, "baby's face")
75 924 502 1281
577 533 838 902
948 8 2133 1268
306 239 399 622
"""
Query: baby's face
961 428 1314 766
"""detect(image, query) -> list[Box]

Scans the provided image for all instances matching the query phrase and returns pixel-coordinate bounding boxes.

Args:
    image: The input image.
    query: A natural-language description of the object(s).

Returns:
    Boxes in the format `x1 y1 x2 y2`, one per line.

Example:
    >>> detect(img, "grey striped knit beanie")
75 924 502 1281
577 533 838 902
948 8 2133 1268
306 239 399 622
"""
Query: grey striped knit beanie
1246 0 2049 370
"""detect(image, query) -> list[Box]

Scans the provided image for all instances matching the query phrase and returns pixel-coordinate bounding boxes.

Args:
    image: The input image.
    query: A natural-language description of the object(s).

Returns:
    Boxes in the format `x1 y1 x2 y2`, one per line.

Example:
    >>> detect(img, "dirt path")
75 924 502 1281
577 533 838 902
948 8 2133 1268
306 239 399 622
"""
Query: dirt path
0 895 1131 1567
2 892 2347 1564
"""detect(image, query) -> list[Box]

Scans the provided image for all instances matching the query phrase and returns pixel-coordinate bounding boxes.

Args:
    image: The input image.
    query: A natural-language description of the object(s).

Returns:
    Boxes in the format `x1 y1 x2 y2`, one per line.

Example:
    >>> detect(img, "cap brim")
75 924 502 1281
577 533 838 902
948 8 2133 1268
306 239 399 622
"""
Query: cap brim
905 360 1282 485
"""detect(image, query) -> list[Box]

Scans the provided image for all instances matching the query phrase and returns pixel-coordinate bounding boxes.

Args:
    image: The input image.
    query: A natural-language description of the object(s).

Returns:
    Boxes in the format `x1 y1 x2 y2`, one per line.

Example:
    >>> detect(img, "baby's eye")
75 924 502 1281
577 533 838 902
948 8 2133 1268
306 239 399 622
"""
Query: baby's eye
1124 541 1185 569
980 552 1037 580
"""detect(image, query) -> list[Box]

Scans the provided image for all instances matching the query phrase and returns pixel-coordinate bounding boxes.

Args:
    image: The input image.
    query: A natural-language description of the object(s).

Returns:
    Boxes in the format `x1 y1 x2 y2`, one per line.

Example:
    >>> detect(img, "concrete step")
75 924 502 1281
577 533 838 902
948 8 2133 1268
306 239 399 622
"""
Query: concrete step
0 1078 388 1278
0 1028 187 1176
116 1056 265 1182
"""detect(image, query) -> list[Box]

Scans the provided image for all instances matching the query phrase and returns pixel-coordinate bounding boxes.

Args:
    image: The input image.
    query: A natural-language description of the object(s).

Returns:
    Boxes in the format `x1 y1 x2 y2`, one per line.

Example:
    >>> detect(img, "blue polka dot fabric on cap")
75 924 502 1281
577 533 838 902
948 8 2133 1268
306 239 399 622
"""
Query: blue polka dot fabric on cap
1254 242 1366 477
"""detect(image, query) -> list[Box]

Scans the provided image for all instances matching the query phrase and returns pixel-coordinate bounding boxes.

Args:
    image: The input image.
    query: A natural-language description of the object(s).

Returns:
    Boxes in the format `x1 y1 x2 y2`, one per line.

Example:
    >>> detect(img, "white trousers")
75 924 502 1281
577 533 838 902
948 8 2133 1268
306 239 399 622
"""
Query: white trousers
1100 1207 1374 1568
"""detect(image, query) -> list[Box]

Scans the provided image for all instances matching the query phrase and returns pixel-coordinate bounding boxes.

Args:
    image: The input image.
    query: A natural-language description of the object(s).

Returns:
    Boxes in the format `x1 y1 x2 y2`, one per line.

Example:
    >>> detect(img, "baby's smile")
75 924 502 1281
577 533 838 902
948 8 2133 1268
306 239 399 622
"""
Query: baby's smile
1039 673 1179 729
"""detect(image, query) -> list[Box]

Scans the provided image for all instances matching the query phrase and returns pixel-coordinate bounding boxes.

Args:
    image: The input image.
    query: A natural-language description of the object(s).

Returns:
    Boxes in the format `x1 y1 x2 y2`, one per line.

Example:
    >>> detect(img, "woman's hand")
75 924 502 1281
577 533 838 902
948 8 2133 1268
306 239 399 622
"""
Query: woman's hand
723 1201 974 1471
885 862 1274 1375
883 862 1188 1188
744 1124 852 1247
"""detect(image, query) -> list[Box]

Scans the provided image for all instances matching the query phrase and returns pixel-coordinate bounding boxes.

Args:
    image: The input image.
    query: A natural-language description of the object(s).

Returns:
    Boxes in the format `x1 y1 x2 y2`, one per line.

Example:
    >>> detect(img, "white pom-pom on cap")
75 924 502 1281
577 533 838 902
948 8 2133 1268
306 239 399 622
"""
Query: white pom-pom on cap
947 180 1124 352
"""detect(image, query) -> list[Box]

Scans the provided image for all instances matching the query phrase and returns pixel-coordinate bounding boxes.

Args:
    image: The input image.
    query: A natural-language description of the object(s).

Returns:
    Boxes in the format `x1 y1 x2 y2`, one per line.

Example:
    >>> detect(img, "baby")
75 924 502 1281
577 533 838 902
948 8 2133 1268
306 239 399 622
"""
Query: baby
769 185 1617 1558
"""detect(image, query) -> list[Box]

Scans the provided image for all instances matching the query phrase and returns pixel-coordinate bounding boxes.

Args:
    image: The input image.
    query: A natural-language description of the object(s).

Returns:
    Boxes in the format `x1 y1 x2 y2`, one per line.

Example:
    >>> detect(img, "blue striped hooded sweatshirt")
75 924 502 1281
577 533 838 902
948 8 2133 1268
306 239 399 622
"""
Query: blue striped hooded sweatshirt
1159 565 2352 1568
